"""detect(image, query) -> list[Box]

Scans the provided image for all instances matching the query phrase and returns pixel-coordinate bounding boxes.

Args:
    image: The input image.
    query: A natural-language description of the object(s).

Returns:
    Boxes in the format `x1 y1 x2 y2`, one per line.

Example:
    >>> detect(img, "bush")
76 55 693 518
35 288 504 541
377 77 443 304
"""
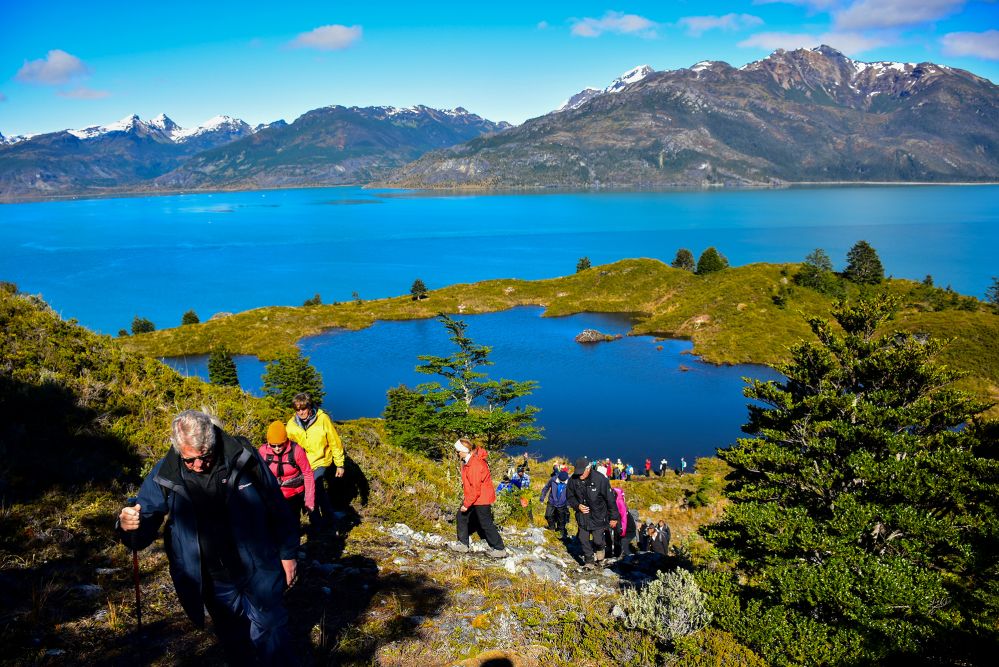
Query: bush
261 351 325 407
303 293 322 306
181 309 199 325
618 568 712 643
695 248 728 275
576 257 592 272
673 628 767 667
671 249 695 272
131 315 154 334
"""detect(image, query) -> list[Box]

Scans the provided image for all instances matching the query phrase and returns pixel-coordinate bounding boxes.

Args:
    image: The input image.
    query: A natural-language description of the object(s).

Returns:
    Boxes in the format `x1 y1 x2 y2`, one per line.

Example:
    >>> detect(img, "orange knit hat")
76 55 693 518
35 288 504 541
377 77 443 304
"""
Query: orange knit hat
266 421 287 445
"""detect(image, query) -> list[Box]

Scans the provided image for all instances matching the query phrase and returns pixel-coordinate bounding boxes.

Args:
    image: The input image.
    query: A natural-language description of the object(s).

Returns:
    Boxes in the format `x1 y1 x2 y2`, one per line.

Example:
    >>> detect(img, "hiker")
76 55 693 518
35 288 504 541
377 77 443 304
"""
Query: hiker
645 458 652 477
285 393 344 532
449 438 507 558
539 469 570 538
259 421 315 536
116 410 298 665
496 475 515 493
611 487 639 558
651 521 671 557
567 456 620 569
681 457 688 474
626 463 634 479
659 458 668 476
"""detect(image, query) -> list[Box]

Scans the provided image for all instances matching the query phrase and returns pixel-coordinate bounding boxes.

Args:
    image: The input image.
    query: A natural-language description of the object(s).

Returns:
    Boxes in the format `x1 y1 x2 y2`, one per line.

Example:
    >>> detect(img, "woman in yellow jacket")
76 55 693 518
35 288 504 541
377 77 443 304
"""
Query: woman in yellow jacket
285 392 345 531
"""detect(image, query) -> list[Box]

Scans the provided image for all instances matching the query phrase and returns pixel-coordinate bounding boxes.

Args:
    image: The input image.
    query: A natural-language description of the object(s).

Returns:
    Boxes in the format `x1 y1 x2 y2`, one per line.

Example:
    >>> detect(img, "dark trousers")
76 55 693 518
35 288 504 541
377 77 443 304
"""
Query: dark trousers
309 466 333 527
203 574 295 667
284 492 304 536
577 526 607 561
550 506 569 536
456 504 505 550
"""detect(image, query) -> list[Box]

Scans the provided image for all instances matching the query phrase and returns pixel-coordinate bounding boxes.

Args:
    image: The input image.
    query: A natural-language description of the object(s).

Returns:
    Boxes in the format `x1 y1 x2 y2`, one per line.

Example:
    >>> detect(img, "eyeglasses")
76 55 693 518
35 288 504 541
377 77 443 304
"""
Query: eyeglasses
180 452 215 465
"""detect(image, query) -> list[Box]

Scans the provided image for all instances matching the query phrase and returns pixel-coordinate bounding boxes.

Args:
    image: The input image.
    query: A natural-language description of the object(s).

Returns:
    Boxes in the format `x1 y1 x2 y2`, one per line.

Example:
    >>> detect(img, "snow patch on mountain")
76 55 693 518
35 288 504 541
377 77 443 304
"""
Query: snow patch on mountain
557 65 655 112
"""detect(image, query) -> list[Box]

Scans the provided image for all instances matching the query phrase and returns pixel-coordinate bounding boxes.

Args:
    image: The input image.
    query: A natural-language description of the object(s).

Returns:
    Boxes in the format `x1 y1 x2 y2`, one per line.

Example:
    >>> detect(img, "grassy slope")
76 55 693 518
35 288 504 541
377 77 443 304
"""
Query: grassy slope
121 258 999 408
0 288 759 666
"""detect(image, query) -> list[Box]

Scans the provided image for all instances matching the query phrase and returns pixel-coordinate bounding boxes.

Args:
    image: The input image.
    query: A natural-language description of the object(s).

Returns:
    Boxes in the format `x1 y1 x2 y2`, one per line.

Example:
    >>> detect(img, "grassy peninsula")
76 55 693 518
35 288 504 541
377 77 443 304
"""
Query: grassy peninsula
120 258 999 410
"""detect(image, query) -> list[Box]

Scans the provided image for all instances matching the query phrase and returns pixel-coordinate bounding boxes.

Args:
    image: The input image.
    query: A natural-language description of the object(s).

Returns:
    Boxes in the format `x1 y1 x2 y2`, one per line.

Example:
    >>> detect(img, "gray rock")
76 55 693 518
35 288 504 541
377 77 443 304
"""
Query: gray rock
649 504 663 512
526 528 547 545
392 557 408 565
45 649 66 657
524 559 563 583
612 604 626 619
72 584 102 598
94 568 120 576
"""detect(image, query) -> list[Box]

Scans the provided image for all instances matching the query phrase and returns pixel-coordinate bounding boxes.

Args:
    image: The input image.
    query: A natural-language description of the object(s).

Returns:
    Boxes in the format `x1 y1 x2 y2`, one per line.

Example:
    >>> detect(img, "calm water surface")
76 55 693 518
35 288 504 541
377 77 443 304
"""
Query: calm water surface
163 308 782 464
1 185 995 334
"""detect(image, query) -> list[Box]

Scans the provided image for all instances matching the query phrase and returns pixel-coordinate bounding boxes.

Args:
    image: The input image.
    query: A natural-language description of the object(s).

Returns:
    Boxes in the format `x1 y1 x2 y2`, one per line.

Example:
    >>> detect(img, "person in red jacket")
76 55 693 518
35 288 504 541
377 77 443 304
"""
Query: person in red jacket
448 438 507 558
258 421 315 536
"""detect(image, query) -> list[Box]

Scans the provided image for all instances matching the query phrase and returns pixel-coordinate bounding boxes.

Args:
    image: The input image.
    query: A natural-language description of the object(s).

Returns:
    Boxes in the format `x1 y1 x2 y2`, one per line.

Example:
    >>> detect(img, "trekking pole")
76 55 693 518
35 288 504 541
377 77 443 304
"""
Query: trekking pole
126 497 143 640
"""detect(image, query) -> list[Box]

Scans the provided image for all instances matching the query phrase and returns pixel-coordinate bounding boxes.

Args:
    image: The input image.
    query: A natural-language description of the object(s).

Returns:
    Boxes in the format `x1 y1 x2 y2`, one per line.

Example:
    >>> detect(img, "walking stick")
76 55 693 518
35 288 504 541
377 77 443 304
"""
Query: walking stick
126 497 143 640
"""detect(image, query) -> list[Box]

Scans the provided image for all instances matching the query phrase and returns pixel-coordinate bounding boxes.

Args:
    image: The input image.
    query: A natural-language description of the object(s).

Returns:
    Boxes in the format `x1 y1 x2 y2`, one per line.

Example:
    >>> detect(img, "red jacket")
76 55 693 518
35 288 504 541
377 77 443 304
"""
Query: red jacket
258 441 316 510
461 448 497 508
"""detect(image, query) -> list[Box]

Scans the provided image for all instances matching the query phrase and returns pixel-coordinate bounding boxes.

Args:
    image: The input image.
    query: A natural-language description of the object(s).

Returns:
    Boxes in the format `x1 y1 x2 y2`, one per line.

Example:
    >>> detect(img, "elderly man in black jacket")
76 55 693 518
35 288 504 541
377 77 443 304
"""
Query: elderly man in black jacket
567 456 620 569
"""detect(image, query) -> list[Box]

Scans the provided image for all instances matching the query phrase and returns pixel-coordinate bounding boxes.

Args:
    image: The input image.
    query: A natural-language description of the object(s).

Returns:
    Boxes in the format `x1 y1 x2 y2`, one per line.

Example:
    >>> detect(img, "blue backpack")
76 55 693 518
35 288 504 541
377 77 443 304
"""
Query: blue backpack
551 480 568 507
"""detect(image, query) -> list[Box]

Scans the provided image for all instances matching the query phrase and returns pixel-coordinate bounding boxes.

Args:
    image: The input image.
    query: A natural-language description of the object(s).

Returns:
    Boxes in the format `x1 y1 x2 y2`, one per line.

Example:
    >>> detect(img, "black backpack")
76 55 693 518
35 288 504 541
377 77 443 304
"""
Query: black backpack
264 442 305 489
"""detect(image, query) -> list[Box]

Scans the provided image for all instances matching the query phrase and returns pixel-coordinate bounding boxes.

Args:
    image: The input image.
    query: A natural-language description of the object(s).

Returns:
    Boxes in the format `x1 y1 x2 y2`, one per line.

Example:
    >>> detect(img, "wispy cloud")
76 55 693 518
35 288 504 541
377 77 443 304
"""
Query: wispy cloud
753 0 841 10
570 11 659 38
835 0 965 31
941 29 999 60
678 13 764 37
738 30 887 55
16 49 90 85
289 24 363 51
57 87 110 100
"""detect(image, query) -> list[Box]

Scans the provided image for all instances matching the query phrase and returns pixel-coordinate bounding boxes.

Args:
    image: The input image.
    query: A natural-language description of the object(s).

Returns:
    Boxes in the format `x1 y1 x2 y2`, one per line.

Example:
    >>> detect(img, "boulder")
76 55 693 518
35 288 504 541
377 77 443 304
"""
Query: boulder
575 329 617 344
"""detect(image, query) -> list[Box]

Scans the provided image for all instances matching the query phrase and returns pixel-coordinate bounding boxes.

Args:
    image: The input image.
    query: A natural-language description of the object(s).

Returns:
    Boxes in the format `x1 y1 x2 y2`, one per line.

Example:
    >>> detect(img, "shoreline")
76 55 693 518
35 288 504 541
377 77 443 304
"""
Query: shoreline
3 179 998 205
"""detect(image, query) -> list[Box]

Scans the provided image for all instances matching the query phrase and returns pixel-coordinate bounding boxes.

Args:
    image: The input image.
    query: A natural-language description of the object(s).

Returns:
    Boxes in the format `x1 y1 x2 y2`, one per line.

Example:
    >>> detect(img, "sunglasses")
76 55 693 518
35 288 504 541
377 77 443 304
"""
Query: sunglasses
180 452 215 465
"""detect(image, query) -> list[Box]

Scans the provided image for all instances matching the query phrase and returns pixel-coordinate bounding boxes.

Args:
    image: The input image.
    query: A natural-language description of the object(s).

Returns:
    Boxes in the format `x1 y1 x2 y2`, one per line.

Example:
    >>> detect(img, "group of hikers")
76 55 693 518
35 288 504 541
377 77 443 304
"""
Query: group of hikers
115 405 672 664
570 456 690 481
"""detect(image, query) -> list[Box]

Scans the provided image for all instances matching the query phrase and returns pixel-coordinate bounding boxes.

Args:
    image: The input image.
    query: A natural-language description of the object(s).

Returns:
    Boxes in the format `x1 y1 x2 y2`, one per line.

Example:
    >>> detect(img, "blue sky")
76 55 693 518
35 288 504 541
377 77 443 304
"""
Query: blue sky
1 1 997 136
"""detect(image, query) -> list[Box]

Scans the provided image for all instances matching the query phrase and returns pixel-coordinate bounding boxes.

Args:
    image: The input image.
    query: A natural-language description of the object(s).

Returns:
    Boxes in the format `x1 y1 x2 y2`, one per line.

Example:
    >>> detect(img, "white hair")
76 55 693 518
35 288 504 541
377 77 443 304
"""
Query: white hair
170 409 218 455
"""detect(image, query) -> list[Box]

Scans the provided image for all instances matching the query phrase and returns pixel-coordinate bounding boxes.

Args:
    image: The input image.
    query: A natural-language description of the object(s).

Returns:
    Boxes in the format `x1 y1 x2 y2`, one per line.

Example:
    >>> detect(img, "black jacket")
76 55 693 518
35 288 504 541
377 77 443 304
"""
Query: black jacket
567 470 620 531
117 427 298 627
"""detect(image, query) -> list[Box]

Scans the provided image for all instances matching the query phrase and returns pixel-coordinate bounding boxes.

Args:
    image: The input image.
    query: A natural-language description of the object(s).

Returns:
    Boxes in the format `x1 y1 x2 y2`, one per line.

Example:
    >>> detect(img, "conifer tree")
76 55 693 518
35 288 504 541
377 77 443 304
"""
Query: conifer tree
131 315 154 334
181 309 200 325
844 240 884 284
795 248 842 296
407 314 542 457
695 247 728 275
986 276 999 311
207 345 239 387
576 257 592 272
702 295 999 665
383 384 438 455
261 351 325 407
410 278 428 300
671 248 695 272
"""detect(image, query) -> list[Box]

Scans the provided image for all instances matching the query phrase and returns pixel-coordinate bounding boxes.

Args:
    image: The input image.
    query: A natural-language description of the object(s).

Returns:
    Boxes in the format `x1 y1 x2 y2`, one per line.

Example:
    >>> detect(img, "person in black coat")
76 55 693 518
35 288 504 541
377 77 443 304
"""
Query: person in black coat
566 456 620 568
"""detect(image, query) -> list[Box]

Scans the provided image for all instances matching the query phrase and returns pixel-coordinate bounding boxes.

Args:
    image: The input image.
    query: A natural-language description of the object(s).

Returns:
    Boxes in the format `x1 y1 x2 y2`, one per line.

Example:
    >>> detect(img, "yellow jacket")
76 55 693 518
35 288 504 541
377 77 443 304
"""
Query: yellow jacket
285 408 344 470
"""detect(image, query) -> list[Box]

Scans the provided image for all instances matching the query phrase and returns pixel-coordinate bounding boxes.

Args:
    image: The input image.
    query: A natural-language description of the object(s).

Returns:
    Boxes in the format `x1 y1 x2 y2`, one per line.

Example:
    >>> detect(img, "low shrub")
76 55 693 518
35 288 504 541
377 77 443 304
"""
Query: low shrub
618 568 712 643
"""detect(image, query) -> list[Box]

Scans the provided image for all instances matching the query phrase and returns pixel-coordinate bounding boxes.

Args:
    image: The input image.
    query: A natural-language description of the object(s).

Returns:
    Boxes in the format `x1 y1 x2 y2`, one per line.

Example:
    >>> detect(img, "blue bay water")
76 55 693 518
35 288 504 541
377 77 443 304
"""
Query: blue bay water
0 185 996 334
162 307 783 465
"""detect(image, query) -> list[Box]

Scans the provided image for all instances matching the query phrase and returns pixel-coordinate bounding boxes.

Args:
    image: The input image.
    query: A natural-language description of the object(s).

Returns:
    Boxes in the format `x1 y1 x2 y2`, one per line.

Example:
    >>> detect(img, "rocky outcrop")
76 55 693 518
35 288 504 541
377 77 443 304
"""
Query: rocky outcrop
575 329 620 343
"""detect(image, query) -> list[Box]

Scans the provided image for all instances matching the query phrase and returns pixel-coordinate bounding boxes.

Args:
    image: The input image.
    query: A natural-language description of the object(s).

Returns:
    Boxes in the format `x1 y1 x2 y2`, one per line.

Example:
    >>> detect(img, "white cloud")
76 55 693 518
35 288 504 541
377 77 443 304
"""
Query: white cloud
753 0 841 9
738 30 887 55
57 87 110 100
678 13 764 37
290 24 362 51
16 50 90 85
941 29 999 60
570 11 659 38
835 0 965 31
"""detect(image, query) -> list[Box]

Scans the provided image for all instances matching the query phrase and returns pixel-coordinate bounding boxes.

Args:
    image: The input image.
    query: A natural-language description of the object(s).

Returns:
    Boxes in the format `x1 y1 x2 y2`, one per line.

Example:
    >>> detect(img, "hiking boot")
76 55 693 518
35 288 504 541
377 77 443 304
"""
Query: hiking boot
487 548 507 559
582 559 596 570
594 551 606 563
448 541 470 553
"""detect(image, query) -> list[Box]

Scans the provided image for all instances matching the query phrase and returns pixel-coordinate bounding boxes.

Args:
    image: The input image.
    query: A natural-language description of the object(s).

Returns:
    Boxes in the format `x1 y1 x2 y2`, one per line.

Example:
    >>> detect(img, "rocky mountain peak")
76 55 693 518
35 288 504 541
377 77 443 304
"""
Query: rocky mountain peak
558 64 657 112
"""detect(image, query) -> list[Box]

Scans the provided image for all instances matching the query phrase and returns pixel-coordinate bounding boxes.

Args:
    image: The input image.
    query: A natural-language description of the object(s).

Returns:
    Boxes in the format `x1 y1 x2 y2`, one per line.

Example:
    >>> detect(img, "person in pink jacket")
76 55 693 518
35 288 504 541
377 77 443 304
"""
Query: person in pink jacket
612 487 637 558
259 421 315 537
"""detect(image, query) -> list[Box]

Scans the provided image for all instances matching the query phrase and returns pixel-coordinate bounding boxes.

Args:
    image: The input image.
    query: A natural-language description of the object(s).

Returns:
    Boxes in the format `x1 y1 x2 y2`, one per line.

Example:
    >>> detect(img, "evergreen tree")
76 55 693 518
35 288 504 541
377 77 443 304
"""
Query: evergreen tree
671 248 695 272
410 278 428 300
207 345 239 387
303 293 322 306
261 351 325 407
795 248 843 296
181 309 200 325
986 276 999 311
131 316 154 334
383 384 438 455
576 257 592 272
844 240 884 284
701 295 999 665
695 247 729 275
411 314 542 457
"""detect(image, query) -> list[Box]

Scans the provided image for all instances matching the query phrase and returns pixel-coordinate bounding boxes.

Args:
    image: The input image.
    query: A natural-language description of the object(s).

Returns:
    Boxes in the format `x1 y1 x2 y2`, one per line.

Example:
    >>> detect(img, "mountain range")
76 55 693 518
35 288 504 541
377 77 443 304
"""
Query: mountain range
1 46 997 201
386 46 999 188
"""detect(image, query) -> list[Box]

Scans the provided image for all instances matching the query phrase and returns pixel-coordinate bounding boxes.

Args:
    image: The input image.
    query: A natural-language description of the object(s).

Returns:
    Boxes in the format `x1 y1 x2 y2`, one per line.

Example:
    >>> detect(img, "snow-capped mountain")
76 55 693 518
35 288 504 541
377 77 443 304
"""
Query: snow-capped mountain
557 65 655 112
66 113 254 145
